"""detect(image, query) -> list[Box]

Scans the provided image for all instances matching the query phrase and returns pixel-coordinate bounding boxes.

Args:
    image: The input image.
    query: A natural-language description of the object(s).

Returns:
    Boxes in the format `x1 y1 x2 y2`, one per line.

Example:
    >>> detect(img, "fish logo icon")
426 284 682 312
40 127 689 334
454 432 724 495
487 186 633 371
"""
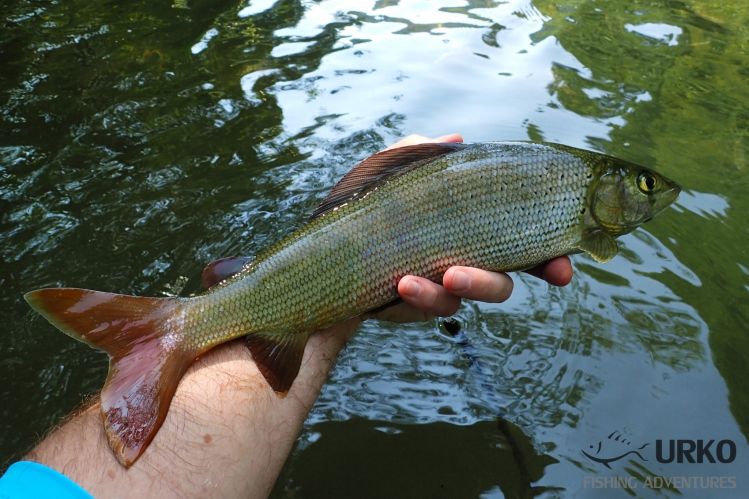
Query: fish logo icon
582 430 649 469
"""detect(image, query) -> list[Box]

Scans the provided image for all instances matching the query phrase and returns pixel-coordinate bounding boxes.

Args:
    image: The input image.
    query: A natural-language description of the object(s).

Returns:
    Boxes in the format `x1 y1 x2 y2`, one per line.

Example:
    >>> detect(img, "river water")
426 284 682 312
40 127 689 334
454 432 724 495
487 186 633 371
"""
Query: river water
1 1 748 497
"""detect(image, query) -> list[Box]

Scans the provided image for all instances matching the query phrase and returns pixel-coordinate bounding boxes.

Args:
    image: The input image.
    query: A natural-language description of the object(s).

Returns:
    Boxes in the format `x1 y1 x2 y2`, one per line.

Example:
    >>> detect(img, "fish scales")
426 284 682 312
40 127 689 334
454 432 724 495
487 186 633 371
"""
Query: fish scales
182 143 592 352
24 140 680 466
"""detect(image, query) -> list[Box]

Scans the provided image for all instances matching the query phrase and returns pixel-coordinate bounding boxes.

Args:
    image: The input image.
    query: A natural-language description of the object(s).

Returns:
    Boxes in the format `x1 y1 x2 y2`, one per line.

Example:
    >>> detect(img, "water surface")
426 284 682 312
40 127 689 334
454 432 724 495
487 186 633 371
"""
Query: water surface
2 0 748 497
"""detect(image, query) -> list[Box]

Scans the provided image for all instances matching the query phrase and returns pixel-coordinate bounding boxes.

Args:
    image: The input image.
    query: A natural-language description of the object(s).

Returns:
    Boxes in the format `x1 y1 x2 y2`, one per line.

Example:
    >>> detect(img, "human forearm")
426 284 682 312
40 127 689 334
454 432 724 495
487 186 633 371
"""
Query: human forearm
26 318 361 498
23 258 570 497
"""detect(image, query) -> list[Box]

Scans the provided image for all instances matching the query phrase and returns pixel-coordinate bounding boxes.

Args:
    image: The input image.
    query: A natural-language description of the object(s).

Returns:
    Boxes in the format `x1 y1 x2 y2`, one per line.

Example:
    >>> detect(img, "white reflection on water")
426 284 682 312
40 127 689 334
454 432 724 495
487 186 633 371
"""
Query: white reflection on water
258 0 618 147
625 22 683 46
190 28 219 55
238 0 279 18
240 69 281 104
673 189 730 219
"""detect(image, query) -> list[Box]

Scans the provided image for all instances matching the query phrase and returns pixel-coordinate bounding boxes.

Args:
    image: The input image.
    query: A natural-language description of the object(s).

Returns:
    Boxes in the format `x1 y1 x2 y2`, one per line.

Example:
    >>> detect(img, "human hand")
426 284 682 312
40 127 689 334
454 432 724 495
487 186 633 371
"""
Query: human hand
369 133 573 323
25 132 573 499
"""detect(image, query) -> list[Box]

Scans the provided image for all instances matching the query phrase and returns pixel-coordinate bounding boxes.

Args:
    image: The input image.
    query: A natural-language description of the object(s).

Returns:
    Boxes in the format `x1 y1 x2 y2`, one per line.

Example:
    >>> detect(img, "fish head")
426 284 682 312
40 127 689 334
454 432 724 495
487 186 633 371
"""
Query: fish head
589 161 680 235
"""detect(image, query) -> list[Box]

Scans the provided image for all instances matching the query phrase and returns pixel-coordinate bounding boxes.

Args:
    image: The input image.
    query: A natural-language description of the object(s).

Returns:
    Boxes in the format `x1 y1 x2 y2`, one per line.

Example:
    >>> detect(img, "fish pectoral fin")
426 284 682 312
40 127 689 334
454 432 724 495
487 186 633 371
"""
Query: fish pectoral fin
311 142 466 219
245 331 311 393
576 230 618 263
201 256 253 289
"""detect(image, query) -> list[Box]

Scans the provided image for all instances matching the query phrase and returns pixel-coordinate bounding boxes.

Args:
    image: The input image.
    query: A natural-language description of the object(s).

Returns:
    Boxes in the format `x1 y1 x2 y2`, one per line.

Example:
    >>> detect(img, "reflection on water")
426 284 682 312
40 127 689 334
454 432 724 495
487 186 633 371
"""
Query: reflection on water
2 0 748 496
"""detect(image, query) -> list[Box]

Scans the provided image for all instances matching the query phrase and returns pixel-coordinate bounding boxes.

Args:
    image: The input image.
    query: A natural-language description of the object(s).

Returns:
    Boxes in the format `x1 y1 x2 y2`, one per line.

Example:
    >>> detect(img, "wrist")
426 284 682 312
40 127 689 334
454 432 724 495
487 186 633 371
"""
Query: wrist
161 317 363 496
26 317 362 498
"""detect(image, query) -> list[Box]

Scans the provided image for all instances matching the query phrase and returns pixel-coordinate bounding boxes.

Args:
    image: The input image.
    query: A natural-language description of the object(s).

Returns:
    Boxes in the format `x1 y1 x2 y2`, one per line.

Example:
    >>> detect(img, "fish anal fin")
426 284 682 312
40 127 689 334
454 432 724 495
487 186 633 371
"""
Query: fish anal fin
576 230 618 263
311 142 466 219
201 256 252 289
24 288 194 467
245 332 310 393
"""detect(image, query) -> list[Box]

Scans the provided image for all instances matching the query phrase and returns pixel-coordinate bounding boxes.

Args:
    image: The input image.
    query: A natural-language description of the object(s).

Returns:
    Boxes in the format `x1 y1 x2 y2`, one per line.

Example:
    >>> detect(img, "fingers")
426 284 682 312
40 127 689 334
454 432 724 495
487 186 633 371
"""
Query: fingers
377 259 571 324
398 275 461 317
443 266 514 303
525 256 573 286
384 268 512 323
394 266 513 318
434 133 463 143
385 133 464 150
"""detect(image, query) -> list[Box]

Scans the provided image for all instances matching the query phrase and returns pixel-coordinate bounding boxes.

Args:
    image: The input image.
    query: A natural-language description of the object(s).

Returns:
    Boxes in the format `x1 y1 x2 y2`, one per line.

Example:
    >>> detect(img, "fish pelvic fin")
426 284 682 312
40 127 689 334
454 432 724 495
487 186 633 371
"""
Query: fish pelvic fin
24 288 194 467
245 331 311 393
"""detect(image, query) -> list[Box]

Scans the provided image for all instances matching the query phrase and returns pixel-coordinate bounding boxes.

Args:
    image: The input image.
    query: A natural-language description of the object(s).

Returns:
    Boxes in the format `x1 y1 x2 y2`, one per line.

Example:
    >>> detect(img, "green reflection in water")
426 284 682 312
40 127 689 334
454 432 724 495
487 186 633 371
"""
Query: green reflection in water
533 0 749 437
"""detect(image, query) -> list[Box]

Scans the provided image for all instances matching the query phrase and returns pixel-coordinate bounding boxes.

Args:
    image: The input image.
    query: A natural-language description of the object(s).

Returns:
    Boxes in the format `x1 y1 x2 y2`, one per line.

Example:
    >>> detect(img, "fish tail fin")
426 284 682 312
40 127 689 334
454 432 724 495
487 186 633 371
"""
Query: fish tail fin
24 288 193 467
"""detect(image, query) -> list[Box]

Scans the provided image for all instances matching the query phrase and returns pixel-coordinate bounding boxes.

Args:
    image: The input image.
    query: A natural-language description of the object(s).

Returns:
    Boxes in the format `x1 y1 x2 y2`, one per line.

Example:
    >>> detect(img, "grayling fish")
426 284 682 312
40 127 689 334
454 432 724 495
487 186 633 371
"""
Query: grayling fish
25 141 680 466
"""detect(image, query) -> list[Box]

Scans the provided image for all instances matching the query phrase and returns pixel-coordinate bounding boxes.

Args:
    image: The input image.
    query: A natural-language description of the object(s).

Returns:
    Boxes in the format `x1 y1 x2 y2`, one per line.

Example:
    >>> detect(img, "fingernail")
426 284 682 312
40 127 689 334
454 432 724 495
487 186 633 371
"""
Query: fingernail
450 270 470 292
403 279 421 297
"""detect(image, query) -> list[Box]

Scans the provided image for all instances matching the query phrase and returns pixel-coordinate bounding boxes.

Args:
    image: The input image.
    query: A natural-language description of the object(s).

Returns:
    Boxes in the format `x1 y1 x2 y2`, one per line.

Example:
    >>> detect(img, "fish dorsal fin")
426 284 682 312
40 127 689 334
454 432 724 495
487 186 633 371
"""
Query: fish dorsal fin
311 142 466 219
201 256 252 289
576 229 618 263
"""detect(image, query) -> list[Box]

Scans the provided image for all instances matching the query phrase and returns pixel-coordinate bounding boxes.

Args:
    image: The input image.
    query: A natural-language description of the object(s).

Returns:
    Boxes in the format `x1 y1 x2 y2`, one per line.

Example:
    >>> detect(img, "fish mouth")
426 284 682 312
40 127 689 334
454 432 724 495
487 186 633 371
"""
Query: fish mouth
654 184 681 215
663 184 681 206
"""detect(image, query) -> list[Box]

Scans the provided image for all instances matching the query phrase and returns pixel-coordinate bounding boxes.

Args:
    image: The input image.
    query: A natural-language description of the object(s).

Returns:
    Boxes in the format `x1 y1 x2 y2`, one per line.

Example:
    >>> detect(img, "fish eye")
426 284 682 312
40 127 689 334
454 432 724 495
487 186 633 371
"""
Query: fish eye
637 172 657 193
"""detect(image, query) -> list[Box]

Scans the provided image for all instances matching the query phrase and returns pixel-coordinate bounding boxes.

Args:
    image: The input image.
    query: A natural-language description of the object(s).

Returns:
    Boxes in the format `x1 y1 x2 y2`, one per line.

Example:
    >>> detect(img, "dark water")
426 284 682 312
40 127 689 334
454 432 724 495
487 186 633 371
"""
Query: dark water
2 0 748 497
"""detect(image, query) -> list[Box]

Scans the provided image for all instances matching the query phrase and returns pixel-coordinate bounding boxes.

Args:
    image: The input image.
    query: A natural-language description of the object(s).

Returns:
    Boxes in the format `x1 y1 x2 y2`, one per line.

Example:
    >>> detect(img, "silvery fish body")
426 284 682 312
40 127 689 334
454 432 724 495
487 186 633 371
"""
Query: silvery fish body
196 142 599 343
25 141 681 466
